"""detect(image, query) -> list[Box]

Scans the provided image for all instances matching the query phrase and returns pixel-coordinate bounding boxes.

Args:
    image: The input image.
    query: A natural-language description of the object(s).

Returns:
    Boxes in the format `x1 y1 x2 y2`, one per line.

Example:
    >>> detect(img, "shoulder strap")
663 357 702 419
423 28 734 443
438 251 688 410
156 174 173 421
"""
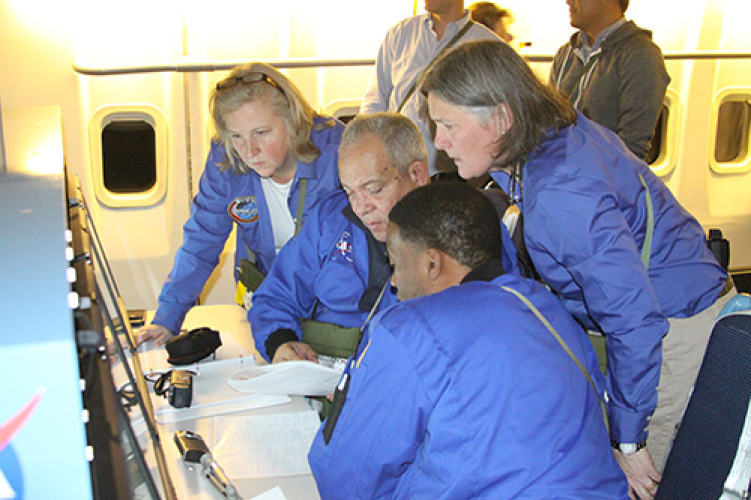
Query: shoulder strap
637 172 654 270
396 20 475 113
501 285 609 431
511 168 653 274
240 176 309 268
294 178 308 237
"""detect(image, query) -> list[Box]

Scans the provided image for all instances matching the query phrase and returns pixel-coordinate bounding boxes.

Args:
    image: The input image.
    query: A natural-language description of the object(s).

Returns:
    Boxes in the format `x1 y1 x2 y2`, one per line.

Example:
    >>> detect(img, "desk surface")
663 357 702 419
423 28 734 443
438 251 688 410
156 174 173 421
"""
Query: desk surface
142 304 321 500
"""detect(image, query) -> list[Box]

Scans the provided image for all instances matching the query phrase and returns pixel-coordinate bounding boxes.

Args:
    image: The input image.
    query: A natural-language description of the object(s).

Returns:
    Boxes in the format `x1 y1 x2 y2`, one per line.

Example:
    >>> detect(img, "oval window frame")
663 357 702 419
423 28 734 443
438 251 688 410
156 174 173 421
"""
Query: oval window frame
709 87 751 175
89 104 168 208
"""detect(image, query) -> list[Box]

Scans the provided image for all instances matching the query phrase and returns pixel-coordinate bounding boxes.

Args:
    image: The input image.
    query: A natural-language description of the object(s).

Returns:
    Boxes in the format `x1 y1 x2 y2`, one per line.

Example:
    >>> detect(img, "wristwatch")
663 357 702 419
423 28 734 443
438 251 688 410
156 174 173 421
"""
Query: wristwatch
611 439 647 456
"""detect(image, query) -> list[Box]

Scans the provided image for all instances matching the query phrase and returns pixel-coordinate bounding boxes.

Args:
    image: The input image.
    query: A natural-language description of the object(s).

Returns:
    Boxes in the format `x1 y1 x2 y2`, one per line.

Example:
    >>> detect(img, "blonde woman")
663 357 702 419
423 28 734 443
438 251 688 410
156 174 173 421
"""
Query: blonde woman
138 63 344 346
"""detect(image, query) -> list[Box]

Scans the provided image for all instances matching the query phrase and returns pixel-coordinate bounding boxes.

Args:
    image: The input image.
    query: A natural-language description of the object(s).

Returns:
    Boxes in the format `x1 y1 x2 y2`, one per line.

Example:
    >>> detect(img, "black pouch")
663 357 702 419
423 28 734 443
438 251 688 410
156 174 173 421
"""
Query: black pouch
300 320 362 419
166 327 222 365
239 258 266 293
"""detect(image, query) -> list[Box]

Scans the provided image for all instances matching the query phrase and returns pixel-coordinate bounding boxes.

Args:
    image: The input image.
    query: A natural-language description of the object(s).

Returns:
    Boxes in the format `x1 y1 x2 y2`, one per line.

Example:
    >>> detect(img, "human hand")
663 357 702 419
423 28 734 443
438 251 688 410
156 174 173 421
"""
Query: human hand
272 341 318 364
614 447 662 499
135 324 174 348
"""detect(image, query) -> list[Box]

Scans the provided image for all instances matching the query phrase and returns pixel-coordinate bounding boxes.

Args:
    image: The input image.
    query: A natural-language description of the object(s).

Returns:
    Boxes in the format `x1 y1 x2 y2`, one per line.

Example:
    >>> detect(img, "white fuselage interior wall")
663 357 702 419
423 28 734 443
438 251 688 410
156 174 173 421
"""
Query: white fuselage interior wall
1 0 749 312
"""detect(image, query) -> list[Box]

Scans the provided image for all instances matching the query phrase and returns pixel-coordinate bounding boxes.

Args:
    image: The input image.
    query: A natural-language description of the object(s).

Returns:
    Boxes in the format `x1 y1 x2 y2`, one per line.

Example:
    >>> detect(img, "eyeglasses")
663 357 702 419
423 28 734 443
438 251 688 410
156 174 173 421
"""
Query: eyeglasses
216 72 286 96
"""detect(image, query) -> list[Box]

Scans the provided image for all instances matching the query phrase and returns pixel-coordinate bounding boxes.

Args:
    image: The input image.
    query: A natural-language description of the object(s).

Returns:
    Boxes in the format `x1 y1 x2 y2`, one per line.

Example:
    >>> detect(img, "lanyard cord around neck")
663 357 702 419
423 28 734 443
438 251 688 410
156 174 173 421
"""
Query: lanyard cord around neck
361 279 389 332
507 163 523 207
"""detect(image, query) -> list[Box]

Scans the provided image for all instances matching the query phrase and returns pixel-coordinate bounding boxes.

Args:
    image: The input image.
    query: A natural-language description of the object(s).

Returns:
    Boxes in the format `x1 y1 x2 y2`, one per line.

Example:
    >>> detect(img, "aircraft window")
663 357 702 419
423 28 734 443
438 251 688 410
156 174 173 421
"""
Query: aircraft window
715 99 751 163
337 114 358 124
646 105 667 165
648 90 680 178
101 120 156 193
322 99 361 125
89 105 167 208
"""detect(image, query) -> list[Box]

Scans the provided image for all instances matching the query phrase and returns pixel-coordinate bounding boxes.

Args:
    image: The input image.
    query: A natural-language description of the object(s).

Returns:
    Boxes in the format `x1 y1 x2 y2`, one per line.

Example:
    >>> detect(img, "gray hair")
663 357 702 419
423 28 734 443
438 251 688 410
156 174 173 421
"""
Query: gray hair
340 113 427 175
420 40 576 169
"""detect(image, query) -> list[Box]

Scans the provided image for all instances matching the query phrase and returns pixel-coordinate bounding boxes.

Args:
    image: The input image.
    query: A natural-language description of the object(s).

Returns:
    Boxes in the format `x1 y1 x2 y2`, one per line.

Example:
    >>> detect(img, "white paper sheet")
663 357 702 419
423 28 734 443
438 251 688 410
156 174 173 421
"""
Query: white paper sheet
151 358 291 424
252 486 288 500
228 361 343 397
210 412 323 479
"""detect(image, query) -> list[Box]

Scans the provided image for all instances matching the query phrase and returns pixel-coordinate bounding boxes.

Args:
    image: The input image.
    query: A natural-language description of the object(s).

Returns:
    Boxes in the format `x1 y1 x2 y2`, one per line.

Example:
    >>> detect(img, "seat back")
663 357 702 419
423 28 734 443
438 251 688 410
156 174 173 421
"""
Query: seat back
657 301 751 499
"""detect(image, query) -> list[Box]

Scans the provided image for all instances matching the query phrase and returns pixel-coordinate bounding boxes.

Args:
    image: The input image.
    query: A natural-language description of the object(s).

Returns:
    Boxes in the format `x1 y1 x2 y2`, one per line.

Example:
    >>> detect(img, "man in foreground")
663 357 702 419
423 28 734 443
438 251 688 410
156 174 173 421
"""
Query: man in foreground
308 182 628 498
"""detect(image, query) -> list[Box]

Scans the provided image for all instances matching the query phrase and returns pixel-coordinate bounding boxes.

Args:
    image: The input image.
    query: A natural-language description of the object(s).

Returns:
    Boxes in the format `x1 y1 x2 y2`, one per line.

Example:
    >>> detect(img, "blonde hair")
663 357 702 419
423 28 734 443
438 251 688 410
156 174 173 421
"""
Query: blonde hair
210 62 334 175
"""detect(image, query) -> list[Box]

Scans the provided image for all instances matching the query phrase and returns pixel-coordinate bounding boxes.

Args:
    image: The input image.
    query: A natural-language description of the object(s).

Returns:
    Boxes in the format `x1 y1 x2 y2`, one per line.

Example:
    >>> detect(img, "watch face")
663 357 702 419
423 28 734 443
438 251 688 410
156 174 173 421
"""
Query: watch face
620 443 637 455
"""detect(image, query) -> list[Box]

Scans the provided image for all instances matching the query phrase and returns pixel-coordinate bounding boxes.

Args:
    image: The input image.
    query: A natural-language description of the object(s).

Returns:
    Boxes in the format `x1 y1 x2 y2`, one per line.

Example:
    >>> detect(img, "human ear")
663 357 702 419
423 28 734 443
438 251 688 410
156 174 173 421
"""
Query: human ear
493 103 513 136
408 160 431 186
425 248 443 281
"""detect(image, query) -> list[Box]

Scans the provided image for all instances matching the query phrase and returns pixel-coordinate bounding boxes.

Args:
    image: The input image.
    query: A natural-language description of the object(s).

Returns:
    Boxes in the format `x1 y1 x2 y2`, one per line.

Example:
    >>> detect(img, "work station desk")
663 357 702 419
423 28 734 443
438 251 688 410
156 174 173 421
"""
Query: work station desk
132 304 323 500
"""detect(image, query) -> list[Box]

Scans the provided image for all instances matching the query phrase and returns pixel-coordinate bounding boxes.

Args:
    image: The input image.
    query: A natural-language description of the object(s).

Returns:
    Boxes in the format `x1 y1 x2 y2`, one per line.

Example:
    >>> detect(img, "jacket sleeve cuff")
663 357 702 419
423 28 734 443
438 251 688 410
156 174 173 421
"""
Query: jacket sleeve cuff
264 328 300 362
151 303 189 335
608 405 651 444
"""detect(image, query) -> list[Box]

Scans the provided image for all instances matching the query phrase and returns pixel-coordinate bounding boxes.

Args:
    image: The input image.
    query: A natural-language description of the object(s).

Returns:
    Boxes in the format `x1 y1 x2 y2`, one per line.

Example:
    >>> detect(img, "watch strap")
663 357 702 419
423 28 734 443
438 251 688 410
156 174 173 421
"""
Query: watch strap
611 438 647 454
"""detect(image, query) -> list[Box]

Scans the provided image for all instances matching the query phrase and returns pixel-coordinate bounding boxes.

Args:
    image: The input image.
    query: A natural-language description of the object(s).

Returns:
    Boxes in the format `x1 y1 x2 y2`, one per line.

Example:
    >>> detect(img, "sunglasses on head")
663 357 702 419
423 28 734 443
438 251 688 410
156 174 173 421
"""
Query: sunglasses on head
216 72 285 96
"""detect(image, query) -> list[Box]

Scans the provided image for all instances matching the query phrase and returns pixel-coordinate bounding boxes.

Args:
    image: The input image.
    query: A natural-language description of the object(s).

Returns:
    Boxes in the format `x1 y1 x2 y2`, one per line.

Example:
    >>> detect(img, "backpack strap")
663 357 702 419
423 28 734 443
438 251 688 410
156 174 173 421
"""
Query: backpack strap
637 172 654 270
396 20 475 113
501 285 609 431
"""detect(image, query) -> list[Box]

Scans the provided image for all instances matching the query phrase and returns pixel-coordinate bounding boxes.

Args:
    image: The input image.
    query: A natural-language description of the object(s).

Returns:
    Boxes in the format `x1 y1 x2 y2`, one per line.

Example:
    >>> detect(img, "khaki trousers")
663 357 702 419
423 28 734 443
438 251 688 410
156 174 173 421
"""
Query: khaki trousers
648 289 738 470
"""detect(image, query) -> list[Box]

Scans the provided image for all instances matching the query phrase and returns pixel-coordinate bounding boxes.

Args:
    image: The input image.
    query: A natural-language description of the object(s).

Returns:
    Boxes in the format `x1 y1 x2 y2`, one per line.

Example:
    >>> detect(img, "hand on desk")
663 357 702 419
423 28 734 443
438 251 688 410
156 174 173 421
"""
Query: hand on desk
273 341 319 364
135 324 174 348
614 447 661 499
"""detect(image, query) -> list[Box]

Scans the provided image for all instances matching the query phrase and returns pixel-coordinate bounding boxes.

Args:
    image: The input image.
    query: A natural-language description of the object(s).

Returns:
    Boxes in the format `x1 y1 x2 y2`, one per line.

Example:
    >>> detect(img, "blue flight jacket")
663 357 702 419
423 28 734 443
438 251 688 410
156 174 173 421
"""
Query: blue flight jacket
153 117 345 334
309 268 629 499
250 190 398 361
491 113 727 444
250 190 520 362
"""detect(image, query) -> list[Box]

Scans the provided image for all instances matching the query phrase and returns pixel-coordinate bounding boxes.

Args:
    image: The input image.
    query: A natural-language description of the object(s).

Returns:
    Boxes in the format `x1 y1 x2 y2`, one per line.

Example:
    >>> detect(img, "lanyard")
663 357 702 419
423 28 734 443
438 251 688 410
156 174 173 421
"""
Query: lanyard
322 280 390 444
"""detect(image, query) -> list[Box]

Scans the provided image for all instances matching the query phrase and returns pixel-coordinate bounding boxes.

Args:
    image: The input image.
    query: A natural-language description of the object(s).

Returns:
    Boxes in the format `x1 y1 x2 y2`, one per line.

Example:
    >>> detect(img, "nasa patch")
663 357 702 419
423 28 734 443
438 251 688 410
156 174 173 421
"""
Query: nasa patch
331 230 354 263
0 390 44 500
228 196 259 224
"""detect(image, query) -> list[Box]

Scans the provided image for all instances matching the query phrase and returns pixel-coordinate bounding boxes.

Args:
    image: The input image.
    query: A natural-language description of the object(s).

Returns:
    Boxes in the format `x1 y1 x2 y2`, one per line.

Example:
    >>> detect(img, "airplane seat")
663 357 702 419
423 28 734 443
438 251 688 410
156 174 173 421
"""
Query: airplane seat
656 299 751 499
719 293 751 318
321 99 361 124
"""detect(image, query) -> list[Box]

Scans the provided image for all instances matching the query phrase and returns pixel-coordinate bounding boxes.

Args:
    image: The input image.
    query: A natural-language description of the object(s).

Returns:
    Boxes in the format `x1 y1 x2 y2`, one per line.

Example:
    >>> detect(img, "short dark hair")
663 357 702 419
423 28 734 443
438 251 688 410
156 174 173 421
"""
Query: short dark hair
389 182 501 268
421 40 576 170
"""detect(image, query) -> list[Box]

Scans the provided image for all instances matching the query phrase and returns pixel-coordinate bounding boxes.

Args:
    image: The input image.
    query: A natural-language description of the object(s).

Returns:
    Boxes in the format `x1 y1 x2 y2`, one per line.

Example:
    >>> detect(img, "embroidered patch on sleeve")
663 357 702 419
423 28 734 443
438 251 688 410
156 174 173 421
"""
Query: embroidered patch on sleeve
331 230 354 263
228 196 259 223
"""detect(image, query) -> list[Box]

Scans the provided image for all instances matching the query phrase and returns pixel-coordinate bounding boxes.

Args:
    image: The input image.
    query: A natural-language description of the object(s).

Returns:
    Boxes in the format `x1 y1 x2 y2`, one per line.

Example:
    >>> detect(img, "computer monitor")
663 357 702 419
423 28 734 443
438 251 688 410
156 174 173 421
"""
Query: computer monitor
66 171 176 499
